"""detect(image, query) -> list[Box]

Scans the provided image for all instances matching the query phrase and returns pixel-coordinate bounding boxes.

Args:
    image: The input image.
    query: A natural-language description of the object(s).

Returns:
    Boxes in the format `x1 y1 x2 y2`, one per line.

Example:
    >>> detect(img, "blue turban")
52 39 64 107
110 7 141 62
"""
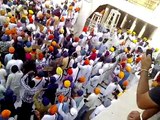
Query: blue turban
26 41 31 47
77 90 84 96
50 77 56 84
79 34 83 39
42 97 50 106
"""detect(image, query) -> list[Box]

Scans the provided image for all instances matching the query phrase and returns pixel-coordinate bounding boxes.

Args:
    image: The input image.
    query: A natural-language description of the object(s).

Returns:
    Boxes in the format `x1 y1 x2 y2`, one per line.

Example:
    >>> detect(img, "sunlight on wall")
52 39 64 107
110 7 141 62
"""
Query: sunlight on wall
150 28 160 48
128 0 160 10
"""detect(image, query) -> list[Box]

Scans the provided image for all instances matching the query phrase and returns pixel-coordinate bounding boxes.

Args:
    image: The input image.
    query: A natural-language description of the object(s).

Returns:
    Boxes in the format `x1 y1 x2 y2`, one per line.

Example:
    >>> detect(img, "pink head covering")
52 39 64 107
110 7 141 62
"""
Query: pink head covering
26 53 32 60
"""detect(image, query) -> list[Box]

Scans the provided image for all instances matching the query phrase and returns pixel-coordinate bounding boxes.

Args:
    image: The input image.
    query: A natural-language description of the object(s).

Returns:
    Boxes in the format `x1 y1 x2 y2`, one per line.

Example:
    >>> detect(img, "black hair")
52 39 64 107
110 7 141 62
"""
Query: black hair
103 38 108 44
127 54 132 58
127 47 131 51
72 52 78 58
11 65 19 73
98 56 105 62
28 80 35 88
47 10 50 14
113 46 117 51
112 57 116 63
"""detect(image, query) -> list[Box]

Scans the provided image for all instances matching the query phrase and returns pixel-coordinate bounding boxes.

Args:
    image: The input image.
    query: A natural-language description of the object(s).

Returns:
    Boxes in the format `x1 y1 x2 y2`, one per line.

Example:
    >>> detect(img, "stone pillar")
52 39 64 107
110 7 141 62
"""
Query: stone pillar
73 0 93 36
149 27 160 48
138 23 147 38
120 14 128 28
101 7 110 24
130 18 137 31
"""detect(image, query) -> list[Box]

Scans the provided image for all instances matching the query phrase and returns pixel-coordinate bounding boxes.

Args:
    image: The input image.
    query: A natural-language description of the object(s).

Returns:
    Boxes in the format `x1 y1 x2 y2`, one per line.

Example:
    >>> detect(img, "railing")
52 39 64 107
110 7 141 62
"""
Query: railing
128 0 160 10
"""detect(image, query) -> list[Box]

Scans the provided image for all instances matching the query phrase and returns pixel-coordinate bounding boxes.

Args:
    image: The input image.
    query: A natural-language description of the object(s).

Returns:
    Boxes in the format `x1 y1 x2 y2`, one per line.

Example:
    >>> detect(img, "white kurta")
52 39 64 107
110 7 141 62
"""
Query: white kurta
86 75 102 93
6 71 23 98
91 62 103 76
102 82 117 96
6 59 23 73
0 68 7 87
89 104 105 120
71 12 79 25
41 114 56 120
85 93 99 110
72 67 79 82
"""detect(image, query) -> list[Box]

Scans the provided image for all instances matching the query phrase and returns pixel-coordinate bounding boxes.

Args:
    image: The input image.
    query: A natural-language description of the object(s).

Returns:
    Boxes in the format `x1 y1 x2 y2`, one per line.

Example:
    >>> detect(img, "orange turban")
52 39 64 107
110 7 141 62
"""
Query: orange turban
94 87 101 95
84 59 90 65
48 46 54 52
49 105 58 115
1 110 11 119
38 53 44 60
78 76 86 83
58 94 65 103
9 47 15 53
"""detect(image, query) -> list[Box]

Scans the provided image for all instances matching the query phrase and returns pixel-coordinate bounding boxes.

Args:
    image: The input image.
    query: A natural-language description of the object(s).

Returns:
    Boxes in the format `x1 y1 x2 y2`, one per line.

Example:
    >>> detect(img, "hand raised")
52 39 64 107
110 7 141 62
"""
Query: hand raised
141 54 152 70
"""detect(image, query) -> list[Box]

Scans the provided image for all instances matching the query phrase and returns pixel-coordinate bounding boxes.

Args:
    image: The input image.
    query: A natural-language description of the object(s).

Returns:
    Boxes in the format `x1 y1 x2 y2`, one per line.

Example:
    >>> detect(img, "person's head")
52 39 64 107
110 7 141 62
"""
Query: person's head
48 105 58 115
1 109 11 119
11 65 19 73
77 89 84 96
94 87 101 95
98 56 105 62
72 63 77 68
72 52 78 58
12 54 19 60
102 98 111 107
9 47 15 54
38 53 44 60
62 51 69 57
37 71 44 78
111 57 116 63
28 80 35 88
42 97 50 106
3 88 16 102
50 77 56 84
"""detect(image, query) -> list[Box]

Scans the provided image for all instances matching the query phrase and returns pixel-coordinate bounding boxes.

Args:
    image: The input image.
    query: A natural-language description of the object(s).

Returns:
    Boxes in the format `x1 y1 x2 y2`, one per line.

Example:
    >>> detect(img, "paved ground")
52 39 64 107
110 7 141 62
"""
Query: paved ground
93 74 160 120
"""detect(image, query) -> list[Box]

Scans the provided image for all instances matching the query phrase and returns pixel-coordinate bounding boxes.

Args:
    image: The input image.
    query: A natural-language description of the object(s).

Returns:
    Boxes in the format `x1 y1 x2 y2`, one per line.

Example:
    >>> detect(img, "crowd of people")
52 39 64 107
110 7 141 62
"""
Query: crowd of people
0 0 159 120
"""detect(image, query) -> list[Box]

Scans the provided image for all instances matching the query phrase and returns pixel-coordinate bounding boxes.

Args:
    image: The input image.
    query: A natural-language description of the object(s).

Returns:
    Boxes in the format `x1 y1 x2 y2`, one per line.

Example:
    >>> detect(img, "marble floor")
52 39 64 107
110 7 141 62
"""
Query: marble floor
93 74 160 120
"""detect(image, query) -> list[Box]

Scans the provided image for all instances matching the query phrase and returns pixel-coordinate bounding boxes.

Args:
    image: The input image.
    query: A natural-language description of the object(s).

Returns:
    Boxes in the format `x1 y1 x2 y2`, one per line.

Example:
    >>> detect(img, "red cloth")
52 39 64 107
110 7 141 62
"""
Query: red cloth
89 53 97 60
156 74 160 83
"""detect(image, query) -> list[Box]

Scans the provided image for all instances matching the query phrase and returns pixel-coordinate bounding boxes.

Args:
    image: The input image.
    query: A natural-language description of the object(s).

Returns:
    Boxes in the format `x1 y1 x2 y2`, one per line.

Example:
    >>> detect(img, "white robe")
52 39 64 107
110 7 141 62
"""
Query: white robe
72 67 79 83
0 68 7 87
91 62 103 76
6 59 23 73
78 64 92 84
71 12 79 25
6 71 23 98
86 75 102 93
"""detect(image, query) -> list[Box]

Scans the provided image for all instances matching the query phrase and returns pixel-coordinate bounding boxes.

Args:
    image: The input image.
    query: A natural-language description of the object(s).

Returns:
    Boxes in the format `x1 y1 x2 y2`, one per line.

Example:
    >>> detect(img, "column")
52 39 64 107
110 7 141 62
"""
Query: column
101 7 110 24
73 0 93 36
138 23 147 38
120 14 128 28
115 12 121 27
130 18 137 31
149 27 160 48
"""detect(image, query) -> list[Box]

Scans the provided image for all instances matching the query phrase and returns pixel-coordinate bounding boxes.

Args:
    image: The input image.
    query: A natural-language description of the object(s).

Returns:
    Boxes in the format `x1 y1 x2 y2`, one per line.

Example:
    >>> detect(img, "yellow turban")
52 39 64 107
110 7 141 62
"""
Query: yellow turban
29 10 34 15
155 48 159 52
132 31 136 35
64 80 71 88
132 39 137 44
127 58 133 63
110 47 115 52
56 67 63 75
